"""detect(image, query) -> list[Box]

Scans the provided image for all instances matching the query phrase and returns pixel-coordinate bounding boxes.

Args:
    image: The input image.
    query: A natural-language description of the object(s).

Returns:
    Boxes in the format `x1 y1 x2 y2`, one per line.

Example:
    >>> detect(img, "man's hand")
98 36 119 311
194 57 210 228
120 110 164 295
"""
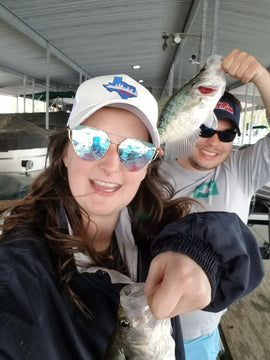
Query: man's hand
144 251 211 319
222 48 266 84
222 48 270 116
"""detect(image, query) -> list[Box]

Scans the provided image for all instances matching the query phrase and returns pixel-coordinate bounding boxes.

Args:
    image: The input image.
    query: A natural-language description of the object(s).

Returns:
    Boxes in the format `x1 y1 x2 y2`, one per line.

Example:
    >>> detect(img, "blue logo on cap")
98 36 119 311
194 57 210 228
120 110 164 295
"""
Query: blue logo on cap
103 76 138 100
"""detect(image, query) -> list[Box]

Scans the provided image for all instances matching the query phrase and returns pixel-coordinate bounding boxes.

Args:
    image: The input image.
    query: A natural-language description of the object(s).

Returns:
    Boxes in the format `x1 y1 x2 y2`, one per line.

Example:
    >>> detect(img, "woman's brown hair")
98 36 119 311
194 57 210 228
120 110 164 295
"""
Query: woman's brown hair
0 127 198 315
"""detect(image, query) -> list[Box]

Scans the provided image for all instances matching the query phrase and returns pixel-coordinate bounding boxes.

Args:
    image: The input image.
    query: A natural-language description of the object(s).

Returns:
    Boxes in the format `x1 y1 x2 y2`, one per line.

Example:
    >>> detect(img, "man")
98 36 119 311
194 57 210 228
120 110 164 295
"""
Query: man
161 49 270 359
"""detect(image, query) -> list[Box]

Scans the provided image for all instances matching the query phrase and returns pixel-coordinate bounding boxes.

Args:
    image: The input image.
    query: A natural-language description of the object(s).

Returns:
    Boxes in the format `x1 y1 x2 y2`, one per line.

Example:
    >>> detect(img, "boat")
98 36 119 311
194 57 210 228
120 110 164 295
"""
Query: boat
0 115 50 199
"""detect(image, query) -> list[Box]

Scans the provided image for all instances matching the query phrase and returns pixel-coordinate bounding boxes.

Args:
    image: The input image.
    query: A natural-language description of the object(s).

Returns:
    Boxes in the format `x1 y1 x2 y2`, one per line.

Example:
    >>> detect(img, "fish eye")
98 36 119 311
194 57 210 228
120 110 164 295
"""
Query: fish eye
119 317 130 328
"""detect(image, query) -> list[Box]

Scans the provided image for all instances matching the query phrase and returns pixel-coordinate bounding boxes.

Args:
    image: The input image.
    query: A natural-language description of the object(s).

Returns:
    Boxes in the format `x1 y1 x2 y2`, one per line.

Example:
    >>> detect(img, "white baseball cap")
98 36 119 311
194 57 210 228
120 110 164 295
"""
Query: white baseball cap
67 74 160 147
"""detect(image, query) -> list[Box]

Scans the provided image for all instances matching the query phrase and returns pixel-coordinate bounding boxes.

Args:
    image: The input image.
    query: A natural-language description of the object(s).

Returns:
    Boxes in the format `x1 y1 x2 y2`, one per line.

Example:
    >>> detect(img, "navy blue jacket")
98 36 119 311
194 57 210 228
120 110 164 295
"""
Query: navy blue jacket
0 209 264 359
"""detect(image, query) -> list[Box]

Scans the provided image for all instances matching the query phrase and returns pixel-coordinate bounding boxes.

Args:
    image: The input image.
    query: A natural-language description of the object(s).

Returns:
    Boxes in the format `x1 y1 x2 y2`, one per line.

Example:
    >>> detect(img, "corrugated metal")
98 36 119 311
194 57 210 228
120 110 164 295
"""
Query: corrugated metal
0 0 269 105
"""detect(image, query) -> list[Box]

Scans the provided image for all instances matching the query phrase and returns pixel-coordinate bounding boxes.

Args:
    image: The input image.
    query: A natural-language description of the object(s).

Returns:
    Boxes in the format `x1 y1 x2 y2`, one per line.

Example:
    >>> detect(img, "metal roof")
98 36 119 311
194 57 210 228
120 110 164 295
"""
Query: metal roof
0 0 269 107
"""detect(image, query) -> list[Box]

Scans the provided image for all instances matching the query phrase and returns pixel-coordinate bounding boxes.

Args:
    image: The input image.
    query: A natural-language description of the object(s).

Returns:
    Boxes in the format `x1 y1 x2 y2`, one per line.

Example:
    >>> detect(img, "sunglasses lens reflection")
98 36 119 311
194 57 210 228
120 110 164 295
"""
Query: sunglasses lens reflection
71 126 110 160
119 139 156 171
70 126 156 171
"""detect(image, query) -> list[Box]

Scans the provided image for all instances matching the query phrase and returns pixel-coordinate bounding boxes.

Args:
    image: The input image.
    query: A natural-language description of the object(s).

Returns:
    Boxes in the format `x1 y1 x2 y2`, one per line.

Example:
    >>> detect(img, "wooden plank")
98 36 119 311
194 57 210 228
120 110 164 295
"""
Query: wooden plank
220 260 270 360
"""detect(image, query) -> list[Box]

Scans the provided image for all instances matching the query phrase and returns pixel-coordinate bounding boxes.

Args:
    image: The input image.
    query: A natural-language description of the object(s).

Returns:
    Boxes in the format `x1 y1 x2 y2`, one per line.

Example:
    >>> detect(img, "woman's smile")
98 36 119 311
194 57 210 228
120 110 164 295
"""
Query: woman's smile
90 179 121 193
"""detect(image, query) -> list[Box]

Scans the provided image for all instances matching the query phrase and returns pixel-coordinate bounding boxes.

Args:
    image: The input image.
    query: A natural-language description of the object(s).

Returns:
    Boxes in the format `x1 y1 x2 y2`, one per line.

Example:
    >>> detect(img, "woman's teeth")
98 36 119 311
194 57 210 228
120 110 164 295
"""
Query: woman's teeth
92 180 120 192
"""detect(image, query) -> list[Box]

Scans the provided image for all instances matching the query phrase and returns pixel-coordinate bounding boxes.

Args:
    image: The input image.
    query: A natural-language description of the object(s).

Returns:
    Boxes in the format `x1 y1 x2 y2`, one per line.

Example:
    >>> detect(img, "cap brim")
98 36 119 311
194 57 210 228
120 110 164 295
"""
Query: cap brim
214 109 241 136
67 100 160 147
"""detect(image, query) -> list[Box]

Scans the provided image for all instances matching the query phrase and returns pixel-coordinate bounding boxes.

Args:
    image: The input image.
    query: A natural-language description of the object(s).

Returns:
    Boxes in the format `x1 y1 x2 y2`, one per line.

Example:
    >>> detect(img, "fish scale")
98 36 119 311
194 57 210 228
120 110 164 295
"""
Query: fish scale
104 283 175 359
158 55 226 159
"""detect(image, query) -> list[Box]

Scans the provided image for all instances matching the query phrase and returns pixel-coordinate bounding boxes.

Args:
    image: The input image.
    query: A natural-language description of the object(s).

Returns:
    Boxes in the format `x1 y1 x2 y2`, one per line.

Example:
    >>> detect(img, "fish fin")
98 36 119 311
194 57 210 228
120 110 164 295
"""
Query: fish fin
203 111 218 130
164 128 201 159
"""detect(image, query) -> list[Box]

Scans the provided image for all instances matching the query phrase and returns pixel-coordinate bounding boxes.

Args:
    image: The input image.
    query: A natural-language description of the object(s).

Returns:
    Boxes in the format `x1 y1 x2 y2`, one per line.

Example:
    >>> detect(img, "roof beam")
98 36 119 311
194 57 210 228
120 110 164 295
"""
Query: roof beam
0 64 61 92
0 3 92 78
160 0 203 98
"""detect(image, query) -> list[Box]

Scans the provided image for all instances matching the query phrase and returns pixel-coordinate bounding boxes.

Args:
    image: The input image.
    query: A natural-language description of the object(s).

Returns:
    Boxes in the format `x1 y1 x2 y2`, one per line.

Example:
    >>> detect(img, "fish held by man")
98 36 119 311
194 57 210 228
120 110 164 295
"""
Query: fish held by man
158 54 226 158
104 283 175 360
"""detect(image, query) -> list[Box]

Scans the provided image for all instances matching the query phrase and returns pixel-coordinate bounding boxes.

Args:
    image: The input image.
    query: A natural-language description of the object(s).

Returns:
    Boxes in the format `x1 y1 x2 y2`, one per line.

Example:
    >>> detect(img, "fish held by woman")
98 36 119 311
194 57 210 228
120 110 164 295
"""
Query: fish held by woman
104 283 175 360
158 54 226 158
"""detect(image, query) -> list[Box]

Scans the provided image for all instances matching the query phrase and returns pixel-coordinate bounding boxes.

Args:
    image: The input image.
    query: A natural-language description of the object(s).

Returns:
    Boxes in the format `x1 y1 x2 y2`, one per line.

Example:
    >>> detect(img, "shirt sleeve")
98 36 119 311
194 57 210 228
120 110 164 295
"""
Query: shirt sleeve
150 211 264 312
227 133 270 196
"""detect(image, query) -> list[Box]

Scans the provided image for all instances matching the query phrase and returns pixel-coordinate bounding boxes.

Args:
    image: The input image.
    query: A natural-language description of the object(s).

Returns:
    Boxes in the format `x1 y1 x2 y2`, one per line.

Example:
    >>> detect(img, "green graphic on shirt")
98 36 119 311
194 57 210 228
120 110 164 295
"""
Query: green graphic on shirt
193 180 219 198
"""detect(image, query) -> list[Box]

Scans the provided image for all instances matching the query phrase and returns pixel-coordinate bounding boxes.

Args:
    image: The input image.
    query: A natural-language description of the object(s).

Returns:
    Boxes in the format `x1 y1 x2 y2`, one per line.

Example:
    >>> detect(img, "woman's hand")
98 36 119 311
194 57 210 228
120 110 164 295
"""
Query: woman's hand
144 251 211 319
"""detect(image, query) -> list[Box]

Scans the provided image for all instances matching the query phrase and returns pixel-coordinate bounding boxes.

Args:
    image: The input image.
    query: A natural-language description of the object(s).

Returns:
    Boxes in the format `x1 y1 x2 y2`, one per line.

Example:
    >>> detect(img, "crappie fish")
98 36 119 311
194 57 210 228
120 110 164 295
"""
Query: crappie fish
158 54 226 158
104 283 175 360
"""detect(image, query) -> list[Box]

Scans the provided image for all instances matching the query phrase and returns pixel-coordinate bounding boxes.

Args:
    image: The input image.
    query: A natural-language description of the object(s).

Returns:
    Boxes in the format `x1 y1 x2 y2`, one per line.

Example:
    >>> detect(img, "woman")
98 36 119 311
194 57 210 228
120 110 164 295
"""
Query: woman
0 74 263 359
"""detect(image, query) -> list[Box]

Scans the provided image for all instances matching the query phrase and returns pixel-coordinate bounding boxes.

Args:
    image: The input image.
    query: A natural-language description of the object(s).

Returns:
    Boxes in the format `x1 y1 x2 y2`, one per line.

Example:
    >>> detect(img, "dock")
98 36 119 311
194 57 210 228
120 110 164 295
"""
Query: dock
220 260 270 359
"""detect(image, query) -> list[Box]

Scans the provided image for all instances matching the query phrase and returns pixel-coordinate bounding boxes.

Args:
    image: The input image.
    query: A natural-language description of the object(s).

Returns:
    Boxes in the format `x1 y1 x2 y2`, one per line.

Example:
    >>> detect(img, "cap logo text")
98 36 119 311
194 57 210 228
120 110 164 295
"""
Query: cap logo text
215 100 234 114
103 76 138 99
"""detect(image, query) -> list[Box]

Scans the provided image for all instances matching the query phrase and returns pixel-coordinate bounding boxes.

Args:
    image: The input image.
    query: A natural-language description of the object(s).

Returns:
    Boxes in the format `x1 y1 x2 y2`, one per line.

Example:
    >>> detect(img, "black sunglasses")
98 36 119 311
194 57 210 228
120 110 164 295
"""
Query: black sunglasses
199 124 237 143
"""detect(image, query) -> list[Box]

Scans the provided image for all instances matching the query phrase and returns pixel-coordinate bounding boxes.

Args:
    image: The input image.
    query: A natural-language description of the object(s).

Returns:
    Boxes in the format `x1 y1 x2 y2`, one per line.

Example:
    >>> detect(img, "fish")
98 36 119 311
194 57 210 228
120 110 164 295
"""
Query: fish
104 283 175 360
158 54 226 158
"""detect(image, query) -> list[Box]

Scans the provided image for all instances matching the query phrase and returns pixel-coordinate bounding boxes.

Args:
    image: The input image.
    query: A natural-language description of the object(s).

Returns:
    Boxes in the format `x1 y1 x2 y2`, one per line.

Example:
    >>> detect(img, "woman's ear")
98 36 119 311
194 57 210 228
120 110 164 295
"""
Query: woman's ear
63 155 68 167
157 146 164 157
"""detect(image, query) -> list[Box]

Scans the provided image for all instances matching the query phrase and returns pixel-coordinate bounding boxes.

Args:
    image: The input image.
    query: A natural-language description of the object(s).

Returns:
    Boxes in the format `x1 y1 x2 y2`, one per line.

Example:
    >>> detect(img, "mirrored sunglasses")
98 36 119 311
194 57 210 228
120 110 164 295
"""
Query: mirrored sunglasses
199 124 237 143
68 125 158 172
